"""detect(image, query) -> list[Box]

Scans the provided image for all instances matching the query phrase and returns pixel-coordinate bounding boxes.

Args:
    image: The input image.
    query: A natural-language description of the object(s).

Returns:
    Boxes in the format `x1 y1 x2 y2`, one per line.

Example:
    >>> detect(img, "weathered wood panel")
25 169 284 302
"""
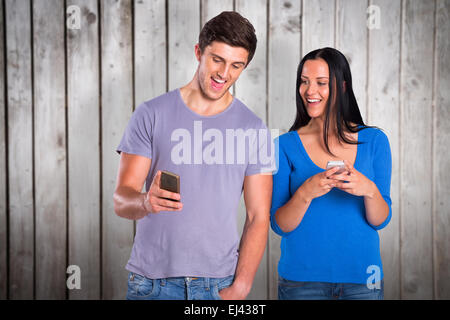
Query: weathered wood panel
101 0 134 300
201 0 233 25
0 0 7 300
0 0 449 301
302 0 335 56
235 0 267 121
368 0 402 300
268 0 300 135
336 0 368 121
66 0 100 299
400 0 434 299
267 0 301 300
168 0 200 90
33 0 67 299
235 0 268 300
434 0 450 300
134 0 167 104
6 0 34 300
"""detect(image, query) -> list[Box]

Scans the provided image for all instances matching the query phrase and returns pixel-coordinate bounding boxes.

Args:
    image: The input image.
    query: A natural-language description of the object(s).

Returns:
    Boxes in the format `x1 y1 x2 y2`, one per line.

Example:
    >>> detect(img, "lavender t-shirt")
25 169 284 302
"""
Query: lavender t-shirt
117 89 275 279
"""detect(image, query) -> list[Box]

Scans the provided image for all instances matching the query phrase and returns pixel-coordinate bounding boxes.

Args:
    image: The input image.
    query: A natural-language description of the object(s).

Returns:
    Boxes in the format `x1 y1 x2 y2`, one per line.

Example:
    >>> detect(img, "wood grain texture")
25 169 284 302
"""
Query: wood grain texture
336 0 368 121
0 0 7 300
302 0 335 56
235 0 268 300
400 0 434 299
134 0 166 105
268 0 300 135
201 0 233 25
434 0 450 300
368 0 401 300
66 0 100 299
0 0 448 300
267 0 301 299
6 0 34 300
235 0 267 122
33 0 67 299
101 0 134 300
168 0 200 90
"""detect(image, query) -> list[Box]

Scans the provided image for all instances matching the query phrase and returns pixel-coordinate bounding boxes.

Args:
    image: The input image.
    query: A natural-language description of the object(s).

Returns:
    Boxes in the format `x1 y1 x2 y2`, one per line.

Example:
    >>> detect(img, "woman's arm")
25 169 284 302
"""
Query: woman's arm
363 181 390 227
274 168 340 233
270 137 341 234
334 131 392 229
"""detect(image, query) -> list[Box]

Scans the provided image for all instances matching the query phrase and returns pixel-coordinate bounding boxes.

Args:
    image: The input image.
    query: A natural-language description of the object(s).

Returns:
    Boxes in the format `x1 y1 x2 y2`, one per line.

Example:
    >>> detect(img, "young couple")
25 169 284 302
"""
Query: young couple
113 11 391 301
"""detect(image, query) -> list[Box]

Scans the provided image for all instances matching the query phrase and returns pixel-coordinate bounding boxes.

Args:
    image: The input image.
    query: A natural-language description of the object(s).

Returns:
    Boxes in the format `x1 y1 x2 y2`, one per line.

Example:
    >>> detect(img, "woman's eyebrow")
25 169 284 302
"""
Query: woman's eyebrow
301 75 329 79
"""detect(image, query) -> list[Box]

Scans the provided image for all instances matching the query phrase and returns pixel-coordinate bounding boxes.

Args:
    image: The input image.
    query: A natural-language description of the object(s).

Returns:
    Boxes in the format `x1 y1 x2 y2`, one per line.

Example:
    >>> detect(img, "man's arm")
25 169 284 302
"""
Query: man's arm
219 173 272 300
113 152 182 220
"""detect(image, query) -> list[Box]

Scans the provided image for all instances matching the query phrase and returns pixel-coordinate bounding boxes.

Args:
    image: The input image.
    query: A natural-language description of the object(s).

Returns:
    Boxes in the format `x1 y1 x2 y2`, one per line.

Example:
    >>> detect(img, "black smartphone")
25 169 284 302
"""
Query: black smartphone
160 170 180 202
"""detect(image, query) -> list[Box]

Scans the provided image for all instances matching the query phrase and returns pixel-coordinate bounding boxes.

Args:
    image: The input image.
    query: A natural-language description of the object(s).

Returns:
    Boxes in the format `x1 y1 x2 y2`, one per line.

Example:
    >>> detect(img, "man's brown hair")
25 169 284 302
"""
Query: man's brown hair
198 11 257 66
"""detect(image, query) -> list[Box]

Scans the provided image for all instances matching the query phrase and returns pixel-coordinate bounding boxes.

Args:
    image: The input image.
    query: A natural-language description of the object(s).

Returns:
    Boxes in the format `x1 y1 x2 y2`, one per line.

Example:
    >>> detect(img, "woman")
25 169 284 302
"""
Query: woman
270 47 392 300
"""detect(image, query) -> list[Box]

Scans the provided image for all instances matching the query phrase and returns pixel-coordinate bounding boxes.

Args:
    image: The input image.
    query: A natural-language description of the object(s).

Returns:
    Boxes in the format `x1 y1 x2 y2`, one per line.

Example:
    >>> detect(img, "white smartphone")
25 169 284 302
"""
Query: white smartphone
326 160 346 174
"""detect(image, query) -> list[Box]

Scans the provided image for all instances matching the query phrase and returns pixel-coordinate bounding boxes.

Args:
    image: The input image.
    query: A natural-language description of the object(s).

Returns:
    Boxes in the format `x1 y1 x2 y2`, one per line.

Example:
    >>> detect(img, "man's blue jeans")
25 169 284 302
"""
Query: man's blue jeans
126 272 234 300
278 276 384 300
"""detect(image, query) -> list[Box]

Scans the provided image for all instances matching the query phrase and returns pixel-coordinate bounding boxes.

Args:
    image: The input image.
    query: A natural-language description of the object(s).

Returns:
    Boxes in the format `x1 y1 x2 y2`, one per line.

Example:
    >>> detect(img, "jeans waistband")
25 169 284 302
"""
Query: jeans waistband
159 275 234 288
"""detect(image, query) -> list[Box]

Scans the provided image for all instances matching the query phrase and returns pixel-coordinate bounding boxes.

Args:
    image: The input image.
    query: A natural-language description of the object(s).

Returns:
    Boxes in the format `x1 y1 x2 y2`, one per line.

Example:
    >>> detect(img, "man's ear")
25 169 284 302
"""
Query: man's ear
194 43 202 62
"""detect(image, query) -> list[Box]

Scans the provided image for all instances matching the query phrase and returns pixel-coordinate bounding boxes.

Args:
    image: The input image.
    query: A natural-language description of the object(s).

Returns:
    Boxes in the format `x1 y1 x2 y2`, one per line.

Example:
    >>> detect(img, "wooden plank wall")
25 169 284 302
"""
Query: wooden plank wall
0 0 449 300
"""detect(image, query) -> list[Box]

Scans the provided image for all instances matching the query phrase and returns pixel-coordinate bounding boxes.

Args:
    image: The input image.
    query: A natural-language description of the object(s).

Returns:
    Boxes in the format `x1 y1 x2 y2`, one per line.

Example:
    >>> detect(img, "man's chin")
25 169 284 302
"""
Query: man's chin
202 87 230 101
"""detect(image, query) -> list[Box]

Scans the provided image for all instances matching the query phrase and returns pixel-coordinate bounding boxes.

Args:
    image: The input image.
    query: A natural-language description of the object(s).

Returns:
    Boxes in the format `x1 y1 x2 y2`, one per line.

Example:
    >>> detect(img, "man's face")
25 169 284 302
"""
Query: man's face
195 41 249 101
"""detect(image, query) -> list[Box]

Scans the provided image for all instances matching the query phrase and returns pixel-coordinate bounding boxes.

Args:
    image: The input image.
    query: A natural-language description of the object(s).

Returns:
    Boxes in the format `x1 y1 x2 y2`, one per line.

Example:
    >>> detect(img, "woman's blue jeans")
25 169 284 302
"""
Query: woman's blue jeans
278 276 384 300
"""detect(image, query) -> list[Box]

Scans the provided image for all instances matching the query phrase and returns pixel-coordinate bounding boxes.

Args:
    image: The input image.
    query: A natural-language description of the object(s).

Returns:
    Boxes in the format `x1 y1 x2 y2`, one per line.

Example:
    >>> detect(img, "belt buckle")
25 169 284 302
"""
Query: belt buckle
186 277 199 281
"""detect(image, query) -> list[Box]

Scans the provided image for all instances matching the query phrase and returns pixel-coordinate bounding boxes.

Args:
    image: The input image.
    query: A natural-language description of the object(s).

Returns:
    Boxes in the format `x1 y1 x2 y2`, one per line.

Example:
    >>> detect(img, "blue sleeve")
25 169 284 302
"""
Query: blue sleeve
270 137 293 237
116 102 153 159
368 130 392 230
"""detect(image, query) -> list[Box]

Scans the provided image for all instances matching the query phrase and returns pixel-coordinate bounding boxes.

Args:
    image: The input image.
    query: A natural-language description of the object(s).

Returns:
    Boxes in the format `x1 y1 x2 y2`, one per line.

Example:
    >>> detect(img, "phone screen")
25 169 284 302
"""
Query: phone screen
326 161 346 174
160 171 180 202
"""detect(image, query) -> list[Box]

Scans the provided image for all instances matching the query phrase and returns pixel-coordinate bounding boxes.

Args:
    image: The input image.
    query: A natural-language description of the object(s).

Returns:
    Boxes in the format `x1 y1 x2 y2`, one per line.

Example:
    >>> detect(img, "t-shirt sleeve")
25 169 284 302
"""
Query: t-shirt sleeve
368 130 392 230
270 136 292 237
244 121 277 176
116 102 153 159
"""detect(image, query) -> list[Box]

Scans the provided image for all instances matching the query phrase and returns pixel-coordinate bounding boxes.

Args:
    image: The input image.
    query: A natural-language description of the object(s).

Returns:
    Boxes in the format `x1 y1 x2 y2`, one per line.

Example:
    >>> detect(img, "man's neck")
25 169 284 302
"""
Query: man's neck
179 78 233 117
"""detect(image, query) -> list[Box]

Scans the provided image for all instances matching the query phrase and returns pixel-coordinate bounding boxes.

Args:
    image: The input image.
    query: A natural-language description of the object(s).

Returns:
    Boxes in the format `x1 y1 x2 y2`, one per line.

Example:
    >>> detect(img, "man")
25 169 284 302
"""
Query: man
113 11 275 300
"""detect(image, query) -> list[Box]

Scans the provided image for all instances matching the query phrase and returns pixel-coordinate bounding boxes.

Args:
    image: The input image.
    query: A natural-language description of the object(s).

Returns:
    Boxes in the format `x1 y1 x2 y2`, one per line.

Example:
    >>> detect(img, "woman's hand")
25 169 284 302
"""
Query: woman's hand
333 160 376 198
298 166 341 202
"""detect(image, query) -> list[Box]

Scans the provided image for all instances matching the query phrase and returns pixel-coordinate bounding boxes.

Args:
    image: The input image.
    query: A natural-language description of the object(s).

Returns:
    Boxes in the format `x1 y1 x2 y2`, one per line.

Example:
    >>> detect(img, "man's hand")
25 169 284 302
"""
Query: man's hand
218 281 250 300
114 153 183 220
223 173 271 300
143 170 183 213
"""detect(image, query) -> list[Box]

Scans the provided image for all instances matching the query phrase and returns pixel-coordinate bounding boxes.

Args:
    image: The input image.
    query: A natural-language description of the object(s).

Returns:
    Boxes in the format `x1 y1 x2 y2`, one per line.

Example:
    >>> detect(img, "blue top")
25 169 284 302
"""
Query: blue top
270 127 392 284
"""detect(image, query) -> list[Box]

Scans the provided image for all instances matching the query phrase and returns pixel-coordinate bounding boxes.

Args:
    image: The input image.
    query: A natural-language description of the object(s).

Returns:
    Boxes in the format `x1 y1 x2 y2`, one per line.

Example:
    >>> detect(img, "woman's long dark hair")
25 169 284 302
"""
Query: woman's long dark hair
289 47 376 155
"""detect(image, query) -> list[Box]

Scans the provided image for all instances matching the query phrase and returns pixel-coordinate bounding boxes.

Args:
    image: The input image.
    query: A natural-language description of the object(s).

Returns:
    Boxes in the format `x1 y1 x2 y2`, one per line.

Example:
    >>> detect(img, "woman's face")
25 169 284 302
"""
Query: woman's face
299 58 330 120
